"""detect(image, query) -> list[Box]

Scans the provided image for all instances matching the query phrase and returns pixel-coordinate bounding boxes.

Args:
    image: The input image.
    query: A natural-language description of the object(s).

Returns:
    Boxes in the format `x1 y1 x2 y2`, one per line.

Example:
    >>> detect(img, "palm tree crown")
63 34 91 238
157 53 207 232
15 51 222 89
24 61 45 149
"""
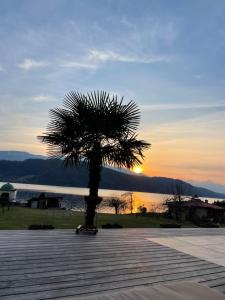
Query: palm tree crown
39 90 150 169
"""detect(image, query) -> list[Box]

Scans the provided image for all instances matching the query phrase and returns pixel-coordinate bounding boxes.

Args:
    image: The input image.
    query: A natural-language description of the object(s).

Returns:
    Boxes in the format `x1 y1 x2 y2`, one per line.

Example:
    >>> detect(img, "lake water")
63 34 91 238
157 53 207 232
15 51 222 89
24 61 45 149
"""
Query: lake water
1 182 223 214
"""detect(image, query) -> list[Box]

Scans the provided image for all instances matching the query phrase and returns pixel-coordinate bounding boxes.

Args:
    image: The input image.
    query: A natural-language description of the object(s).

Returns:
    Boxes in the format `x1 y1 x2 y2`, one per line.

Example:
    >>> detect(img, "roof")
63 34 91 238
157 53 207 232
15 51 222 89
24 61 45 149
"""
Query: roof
167 198 224 210
0 183 16 191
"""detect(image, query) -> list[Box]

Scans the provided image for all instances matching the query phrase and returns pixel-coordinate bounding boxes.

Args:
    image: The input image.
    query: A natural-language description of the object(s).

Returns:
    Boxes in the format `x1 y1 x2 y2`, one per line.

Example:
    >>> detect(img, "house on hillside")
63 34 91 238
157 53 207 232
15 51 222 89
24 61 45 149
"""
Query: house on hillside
166 196 225 223
27 193 62 209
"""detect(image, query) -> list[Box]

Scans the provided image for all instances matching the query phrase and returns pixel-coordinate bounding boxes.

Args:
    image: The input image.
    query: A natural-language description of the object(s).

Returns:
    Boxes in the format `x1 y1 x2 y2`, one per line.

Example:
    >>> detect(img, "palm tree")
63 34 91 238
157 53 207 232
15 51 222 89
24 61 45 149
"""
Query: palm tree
38 91 150 228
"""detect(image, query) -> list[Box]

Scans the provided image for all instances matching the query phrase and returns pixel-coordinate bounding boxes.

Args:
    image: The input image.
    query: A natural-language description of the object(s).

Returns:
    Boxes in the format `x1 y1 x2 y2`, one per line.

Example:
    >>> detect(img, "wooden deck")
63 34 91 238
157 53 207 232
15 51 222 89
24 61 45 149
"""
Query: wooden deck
0 229 225 299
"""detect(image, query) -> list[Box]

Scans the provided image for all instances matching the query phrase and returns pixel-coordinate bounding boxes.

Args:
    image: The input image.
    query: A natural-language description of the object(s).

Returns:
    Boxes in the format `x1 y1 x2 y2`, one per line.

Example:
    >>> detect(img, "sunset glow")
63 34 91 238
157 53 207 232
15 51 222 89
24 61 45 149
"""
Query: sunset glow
0 1 225 187
132 166 143 174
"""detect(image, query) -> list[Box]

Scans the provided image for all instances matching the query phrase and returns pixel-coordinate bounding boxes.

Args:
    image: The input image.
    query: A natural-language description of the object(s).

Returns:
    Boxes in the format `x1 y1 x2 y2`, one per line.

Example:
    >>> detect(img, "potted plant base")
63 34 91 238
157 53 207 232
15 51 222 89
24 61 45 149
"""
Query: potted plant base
75 196 102 235
75 225 98 235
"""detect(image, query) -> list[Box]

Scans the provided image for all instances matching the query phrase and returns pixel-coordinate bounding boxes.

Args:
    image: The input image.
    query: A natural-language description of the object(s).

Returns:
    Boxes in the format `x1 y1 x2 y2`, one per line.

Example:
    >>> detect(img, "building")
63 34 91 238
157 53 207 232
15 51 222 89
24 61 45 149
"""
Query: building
27 193 62 209
166 196 225 223
0 183 17 201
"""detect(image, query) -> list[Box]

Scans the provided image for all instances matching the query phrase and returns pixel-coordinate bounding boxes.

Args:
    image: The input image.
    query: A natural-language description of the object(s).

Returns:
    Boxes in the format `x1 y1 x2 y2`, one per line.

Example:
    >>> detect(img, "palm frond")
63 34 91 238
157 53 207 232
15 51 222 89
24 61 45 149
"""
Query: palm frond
101 135 151 168
38 90 150 169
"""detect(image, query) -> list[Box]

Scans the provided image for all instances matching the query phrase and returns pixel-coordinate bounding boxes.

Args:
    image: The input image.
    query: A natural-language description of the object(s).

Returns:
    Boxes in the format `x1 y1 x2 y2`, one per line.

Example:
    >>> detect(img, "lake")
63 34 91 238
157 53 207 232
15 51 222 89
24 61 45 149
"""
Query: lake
0 181 222 214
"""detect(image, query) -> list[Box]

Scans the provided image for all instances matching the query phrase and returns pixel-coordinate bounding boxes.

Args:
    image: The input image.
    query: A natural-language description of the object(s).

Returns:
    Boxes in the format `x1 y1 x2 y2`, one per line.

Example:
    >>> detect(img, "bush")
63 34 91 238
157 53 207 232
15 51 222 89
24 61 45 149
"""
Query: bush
137 205 147 214
102 223 123 229
194 216 220 228
198 223 219 228
28 224 55 230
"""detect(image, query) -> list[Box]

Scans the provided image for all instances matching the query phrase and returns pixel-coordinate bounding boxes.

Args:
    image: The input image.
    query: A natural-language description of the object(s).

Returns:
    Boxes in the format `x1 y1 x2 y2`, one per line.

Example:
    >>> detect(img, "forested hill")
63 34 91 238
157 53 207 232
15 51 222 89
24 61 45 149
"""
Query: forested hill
0 151 45 161
0 159 224 199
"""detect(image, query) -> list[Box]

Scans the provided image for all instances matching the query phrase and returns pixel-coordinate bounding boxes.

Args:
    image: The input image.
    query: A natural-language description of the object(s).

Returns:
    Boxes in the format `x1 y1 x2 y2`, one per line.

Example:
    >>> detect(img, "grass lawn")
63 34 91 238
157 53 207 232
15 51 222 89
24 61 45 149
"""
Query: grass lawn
0 207 197 229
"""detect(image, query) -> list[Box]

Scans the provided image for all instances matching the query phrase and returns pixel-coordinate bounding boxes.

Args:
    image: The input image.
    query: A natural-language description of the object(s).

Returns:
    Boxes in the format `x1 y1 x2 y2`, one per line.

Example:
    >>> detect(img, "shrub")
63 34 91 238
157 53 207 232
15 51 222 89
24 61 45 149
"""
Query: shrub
28 224 55 230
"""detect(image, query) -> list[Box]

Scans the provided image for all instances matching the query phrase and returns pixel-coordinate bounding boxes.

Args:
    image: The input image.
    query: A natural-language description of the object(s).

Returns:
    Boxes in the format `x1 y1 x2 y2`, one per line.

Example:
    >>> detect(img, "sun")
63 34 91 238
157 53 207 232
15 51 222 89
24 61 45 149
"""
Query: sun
132 166 143 174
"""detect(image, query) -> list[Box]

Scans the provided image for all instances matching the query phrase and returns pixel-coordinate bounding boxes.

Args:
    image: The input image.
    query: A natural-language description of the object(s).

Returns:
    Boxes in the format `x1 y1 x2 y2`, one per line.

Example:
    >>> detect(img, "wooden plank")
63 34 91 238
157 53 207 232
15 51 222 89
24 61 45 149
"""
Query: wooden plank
211 285 225 294
0 267 224 300
0 251 191 271
0 262 221 296
203 276 225 288
0 260 210 289
0 244 176 258
0 248 188 264
0 256 202 281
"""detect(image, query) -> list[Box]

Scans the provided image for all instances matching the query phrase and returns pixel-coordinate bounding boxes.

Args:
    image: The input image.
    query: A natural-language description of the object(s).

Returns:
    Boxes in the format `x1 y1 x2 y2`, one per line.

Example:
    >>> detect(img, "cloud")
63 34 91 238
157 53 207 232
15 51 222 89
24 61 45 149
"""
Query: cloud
61 49 172 70
18 48 171 73
32 94 55 102
18 59 48 70
140 102 225 111
0 65 3 71
166 160 225 173
120 16 178 45
88 49 172 64
60 61 98 69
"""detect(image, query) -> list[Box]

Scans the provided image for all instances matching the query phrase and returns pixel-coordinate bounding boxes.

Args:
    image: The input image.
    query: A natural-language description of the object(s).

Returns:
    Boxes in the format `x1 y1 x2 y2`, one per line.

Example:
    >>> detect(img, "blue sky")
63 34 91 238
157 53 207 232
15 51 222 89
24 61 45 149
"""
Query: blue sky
0 0 225 183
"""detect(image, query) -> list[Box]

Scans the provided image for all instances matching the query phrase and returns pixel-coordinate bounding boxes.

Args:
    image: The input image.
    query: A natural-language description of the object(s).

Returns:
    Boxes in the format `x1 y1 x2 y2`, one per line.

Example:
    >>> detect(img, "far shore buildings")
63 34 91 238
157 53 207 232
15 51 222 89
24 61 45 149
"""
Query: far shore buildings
166 196 225 223
0 183 17 201
27 193 62 209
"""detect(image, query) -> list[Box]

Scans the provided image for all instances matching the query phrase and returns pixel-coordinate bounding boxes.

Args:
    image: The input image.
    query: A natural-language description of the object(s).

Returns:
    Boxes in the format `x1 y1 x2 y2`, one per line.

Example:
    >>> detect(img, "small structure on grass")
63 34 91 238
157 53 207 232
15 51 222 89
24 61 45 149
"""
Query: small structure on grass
166 195 225 224
27 193 62 209
0 183 17 201
0 183 16 213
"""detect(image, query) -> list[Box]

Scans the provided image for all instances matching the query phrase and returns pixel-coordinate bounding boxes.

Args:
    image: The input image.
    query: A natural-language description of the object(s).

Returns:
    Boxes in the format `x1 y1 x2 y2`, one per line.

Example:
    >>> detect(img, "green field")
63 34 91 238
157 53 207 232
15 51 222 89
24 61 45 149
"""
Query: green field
0 207 197 229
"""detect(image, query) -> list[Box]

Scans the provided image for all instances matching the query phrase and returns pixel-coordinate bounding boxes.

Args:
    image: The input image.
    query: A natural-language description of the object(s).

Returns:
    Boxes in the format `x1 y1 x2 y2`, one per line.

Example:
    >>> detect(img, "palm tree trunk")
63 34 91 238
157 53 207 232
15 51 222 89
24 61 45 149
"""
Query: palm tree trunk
85 196 102 227
85 154 102 227
88 158 101 198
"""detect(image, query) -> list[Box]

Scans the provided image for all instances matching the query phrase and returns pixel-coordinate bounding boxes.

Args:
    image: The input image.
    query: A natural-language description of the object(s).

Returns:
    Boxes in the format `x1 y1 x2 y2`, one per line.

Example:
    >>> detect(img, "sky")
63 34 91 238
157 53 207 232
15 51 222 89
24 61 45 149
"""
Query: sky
0 0 225 184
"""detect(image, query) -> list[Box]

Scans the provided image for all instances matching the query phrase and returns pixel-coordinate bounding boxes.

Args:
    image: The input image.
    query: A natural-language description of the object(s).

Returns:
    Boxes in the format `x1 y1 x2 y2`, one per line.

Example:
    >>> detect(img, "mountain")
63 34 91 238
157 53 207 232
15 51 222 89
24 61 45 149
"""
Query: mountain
188 180 225 194
0 151 46 161
0 158 224 199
